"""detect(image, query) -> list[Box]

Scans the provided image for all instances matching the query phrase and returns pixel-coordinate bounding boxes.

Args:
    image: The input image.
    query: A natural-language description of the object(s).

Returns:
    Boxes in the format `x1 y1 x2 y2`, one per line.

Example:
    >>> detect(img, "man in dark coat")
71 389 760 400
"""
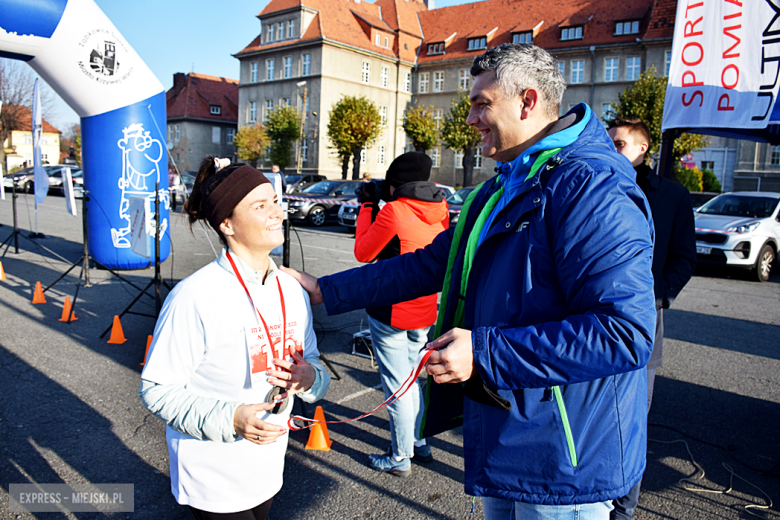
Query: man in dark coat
607 117 697 520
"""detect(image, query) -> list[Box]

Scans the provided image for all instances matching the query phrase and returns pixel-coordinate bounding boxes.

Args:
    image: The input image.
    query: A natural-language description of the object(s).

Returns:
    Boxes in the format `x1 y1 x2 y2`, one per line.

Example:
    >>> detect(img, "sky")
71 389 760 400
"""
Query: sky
39 0 478 131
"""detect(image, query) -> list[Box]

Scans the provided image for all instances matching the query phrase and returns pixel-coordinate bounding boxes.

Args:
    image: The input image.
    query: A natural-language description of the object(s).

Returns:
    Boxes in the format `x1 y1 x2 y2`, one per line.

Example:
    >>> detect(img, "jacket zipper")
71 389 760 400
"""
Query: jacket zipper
552 386 578 467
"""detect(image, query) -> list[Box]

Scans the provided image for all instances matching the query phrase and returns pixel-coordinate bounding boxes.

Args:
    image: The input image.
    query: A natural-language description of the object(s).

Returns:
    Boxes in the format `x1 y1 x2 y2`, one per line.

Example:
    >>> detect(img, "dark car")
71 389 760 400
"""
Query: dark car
285 174 327 194
286 180 362 226
47 166 84 198
446 187 475 226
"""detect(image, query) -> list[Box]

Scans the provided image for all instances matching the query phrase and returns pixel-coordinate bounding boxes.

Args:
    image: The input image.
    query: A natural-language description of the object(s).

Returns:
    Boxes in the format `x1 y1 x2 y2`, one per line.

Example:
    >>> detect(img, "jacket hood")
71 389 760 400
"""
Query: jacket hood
392 181 448 225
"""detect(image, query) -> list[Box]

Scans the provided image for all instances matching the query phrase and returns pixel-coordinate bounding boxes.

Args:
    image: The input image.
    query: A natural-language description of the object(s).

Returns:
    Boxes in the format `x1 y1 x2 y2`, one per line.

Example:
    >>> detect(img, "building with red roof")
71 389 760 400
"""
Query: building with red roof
166 72 239 172
2 105 61 171
233 0 737 187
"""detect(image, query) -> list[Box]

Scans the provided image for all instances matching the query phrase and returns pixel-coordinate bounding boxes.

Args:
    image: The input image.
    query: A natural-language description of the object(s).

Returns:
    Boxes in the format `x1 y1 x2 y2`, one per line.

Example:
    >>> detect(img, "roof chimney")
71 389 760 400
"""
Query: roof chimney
173 73 187 95
425 0 434 8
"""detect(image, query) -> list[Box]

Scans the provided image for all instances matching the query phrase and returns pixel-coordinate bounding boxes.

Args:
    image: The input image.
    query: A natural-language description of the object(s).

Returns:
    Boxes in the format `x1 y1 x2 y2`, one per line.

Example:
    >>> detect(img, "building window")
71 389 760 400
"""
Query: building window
360 149 366 165
560 26 583 41
227 128 236 144
250 62 258 83
375 33 381 46
212 127 221 144
427 42 445 55
362 62 370 84
419 72 429 93
266 59 275 81
277 22 283 41
378 145 385 166
605 58 618 82
454 150 463 169
288 20 295 39
571 60 584 84
512 32 533 44
380 106 387 126
701 160 715 170
175 125 180 141
558 61 565 77
467 37 487 51
665 50 672 76
264 100 273 122
302 54 311 76
167 125 173 142
430 147 441 168
210 105 221 115
249 102 257 123
433 109 443 130
475 149 483 170
615 20 640 35
459 69 470 91
602 103 615 124
267 25 274 43
626 57 641 81
284 56 292 78
433 71 444 92
384 37 389 48
381 67 389 88
281 97 291 107
772 147 780 165
404 72 411 93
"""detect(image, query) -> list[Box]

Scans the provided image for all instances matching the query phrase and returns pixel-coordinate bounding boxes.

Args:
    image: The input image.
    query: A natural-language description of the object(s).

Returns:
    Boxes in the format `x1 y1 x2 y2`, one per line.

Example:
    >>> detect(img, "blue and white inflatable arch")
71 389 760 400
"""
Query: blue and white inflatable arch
0 0 170 270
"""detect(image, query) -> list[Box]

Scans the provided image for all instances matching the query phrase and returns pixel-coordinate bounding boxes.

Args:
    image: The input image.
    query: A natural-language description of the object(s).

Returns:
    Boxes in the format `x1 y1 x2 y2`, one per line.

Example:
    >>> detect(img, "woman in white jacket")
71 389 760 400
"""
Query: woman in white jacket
139 157 330 520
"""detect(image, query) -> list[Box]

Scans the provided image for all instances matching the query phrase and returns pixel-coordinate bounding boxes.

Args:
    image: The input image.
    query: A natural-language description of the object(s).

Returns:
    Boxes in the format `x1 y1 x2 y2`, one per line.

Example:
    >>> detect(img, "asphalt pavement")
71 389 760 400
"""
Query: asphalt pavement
0 193 778 520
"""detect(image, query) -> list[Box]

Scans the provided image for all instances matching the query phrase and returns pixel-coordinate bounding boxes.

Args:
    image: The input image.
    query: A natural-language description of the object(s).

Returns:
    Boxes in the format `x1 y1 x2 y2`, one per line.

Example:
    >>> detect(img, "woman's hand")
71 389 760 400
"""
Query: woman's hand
234 403 288 445
266 349 316 400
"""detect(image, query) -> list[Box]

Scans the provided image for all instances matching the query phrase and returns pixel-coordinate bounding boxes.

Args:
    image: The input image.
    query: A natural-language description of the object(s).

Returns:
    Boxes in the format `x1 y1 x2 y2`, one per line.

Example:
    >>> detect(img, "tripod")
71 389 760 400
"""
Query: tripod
100 182 171 338
2 182 66 260
43 191 155 323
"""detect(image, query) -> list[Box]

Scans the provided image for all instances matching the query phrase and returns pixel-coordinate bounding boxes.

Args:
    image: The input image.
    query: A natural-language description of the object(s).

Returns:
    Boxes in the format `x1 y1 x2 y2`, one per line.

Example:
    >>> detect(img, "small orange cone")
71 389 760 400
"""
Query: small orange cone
0 261 6 281
107 315 127 344
140 335 153 366
59 297 78 322
305 405 332 451
32 281 46 304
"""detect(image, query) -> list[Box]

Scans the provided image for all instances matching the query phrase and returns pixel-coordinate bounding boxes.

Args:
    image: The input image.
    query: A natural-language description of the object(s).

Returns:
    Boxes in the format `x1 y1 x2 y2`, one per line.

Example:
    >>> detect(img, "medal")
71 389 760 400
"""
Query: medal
265 386 290 415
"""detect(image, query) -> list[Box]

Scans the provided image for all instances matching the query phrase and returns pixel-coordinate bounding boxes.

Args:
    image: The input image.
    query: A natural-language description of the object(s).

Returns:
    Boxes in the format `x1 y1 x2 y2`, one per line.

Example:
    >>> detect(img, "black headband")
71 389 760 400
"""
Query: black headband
201 165 271 231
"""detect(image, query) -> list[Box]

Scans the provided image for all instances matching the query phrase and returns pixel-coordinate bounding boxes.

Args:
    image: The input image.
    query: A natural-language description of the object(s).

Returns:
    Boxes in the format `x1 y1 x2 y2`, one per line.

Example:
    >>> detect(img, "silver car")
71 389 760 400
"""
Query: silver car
694 192 780 282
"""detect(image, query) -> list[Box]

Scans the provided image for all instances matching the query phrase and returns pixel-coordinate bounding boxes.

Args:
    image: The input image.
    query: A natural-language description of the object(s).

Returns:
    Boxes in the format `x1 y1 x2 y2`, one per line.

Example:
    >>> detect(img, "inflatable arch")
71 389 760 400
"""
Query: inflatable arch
0 0 170 269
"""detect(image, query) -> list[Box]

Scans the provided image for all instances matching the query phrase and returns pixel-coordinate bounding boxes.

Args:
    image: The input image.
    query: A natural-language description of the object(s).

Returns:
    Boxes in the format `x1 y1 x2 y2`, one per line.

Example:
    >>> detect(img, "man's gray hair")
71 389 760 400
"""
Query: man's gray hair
471 44 566 120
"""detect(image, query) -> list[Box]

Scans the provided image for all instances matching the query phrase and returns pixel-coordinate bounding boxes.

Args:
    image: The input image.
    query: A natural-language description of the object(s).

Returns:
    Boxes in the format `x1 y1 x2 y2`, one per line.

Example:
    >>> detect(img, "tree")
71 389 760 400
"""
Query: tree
0 59 56 176
606 66 708 166
61 123 81 165
674 166 703 192
702 168 722 192
402 104 438 152
327 95 382 180
441 91 482 187
233 123 269 168
265 105 300 170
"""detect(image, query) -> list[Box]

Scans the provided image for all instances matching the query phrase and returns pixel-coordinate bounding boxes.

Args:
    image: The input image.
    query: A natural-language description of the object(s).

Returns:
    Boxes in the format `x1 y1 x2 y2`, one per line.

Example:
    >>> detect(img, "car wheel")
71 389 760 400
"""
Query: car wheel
308 206 327 227
753 243 775 282
24 181 33 193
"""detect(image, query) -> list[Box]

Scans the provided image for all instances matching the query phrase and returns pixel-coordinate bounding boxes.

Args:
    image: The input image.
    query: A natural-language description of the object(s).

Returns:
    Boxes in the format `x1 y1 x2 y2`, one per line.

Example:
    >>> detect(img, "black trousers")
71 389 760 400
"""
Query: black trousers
189 498 273 520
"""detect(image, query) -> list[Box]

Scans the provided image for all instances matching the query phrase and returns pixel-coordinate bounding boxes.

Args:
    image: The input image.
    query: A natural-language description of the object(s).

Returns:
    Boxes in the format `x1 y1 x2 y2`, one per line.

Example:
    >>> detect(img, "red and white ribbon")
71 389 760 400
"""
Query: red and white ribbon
284 195 360 207
288 346 438 431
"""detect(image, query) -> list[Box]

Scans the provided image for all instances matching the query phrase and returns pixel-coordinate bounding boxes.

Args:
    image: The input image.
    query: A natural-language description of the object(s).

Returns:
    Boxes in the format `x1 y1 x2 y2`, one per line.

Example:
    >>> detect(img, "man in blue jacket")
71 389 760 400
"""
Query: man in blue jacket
283 44 656 520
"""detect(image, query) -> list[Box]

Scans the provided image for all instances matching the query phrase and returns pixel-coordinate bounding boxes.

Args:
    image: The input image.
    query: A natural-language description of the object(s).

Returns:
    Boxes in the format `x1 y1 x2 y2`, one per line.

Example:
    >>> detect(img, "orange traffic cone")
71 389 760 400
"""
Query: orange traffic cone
140 335 153 366
305 405 332 451
0 261 6 281
32 281 46 304
59 297 78 322
107 315 127 344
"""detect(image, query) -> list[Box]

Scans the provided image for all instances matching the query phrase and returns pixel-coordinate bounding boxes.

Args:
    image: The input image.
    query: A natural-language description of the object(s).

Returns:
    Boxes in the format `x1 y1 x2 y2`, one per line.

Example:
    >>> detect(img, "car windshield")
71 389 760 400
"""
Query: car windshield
446 188 474 205
698 194 779 218
285 175 302 184
303 181 343 194
181 172 195 184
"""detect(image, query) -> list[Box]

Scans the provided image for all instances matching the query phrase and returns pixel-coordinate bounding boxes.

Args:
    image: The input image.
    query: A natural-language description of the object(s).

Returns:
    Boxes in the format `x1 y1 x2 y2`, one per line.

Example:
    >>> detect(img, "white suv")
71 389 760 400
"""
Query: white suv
694 192 780 282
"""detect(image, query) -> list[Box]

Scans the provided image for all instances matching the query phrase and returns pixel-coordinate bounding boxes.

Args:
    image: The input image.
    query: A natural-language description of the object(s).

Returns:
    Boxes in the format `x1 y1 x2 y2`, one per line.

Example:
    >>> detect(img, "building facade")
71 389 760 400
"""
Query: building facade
2 106 61 172
166 72 239 173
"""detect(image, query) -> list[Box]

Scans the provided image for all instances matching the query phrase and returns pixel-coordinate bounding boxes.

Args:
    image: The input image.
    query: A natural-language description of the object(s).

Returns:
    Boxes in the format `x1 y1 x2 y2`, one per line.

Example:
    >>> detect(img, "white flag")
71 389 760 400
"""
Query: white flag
32 79 49 207
62 167 77 216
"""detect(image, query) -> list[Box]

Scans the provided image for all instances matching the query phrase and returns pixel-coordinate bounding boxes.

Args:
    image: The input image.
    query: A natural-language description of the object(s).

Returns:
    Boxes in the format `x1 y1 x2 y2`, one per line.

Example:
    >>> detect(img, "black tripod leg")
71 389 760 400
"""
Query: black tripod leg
43 256 83 293
66 260 86 324
318 353 342 381
99 279 155 338
93 261 155 300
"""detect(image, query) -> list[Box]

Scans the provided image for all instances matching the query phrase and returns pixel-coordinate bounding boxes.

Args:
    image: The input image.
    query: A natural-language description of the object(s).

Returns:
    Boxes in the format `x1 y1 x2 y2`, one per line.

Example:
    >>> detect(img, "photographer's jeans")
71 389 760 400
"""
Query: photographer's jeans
483 497 614 520
367 316 429 459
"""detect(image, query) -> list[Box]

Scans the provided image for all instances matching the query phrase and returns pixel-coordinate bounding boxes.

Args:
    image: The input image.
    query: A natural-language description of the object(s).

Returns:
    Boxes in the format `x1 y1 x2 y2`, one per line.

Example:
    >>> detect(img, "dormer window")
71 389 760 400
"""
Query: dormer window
615 20 640 35
468 37 487 51
560 26 583 41
210 105 221 115
427 42 445 55
512 32 533 45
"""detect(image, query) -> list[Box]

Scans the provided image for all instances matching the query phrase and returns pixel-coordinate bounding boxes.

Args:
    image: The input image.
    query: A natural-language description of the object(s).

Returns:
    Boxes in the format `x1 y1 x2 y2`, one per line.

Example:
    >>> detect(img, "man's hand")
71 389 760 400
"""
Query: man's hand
279 267 323 305
425 328 475 384
234 403 287 445
266 349 316 400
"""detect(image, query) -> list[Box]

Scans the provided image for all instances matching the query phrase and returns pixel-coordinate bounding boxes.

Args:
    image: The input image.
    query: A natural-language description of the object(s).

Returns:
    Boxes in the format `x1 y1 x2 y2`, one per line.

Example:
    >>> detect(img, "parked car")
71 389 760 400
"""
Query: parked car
690 191 720 210
694 191 780 282
285 174 327 194
337 182 453 230
170 171 196 205
47 166 84 198
3 166 36 192
446 187 475 226
286 180 362 226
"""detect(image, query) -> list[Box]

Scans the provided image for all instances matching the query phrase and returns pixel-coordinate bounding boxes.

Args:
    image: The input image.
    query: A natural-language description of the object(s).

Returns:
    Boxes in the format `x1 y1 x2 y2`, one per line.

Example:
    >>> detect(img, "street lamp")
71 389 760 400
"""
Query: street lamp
296 81 307 174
